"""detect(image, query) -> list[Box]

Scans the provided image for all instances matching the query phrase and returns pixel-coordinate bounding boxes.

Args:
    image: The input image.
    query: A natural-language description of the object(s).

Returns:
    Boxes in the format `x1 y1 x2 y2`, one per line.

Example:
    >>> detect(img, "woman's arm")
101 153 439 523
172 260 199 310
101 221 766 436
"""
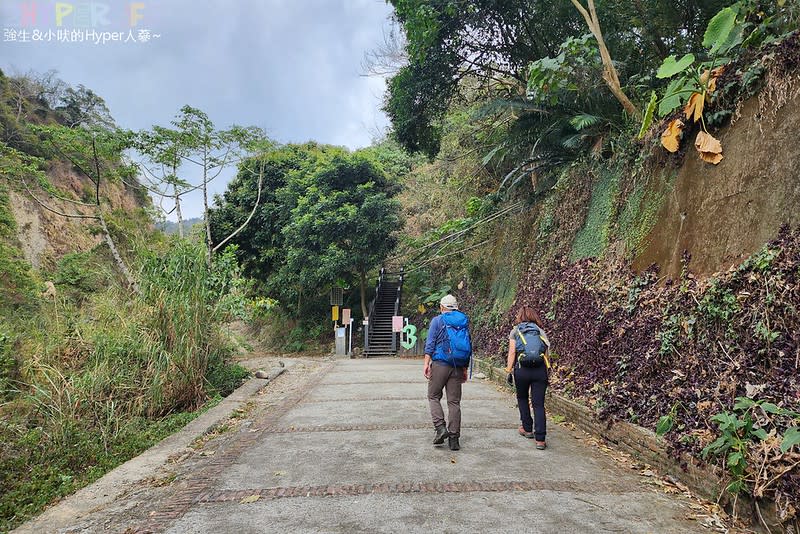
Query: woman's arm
505 339 515 373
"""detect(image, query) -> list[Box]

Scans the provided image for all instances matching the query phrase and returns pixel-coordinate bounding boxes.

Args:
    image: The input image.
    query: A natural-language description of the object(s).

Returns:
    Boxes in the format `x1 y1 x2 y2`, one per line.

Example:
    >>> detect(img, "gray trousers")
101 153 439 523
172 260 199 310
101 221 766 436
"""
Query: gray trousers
428 363 464 436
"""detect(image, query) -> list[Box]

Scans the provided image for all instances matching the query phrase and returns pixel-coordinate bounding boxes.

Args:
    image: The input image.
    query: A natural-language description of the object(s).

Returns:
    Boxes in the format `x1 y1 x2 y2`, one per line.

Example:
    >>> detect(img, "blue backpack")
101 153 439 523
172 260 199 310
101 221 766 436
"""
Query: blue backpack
514 322 545 368
440 311 472 367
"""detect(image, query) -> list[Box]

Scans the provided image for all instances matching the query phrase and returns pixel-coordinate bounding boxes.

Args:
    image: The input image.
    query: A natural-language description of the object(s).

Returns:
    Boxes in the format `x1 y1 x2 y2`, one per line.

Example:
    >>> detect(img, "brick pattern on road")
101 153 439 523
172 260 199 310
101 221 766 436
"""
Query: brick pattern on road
197 478 636 503
303 395 501 403
120 359 706 533
260 422 513 433
136 362 338 533
318 380 428 385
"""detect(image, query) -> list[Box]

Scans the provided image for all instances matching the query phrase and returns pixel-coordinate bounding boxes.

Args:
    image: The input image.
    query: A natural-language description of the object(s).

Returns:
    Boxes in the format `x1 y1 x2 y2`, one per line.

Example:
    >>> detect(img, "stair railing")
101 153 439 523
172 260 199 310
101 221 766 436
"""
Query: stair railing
391 267 404 353
364 268 385 353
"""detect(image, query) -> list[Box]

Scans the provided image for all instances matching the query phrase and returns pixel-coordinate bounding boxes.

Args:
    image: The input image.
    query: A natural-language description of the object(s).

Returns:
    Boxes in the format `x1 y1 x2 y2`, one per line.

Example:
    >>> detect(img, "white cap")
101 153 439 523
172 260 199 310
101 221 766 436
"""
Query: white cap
440 294 458 310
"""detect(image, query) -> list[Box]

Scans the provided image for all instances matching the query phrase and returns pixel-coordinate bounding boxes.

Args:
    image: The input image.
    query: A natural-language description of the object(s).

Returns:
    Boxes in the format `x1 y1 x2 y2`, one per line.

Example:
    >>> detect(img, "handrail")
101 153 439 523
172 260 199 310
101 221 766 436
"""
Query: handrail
391 267 404 353
392 292 400 353
365 266 403 355
365 268 385 353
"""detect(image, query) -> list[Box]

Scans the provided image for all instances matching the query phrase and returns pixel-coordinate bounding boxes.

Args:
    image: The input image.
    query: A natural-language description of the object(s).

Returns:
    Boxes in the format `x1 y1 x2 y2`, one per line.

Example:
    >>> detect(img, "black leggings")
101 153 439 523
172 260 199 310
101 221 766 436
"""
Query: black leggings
514 365 548 441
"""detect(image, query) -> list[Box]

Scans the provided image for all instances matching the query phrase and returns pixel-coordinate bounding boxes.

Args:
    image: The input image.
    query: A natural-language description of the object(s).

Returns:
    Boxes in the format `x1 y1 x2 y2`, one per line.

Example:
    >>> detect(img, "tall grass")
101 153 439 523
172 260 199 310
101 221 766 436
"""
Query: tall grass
1 240 249 531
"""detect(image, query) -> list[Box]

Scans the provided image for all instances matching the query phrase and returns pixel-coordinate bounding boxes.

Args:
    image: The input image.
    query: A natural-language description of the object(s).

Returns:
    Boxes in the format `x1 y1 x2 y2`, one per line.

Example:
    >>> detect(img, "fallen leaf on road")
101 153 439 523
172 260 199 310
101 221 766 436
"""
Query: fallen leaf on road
240 494 261 504
274 471 285 477
666 475 689 493
450 456 457 464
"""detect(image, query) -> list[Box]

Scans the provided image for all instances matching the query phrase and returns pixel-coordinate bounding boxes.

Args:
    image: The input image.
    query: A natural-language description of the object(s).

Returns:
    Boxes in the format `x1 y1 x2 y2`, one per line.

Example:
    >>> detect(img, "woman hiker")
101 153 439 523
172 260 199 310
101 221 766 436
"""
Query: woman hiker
505 304 550 450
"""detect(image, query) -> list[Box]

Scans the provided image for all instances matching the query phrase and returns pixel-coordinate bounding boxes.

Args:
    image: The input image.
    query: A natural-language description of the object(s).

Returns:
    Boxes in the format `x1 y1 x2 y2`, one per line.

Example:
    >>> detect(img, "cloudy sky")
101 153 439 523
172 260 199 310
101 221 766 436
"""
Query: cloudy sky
0 0 397 218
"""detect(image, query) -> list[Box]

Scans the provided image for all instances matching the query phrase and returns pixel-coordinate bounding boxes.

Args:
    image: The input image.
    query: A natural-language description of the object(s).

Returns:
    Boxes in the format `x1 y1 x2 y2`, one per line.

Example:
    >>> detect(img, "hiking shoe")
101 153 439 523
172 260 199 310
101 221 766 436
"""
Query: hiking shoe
433 425 449 445
518 426 535 439
448 435 460 451
535 441 547 450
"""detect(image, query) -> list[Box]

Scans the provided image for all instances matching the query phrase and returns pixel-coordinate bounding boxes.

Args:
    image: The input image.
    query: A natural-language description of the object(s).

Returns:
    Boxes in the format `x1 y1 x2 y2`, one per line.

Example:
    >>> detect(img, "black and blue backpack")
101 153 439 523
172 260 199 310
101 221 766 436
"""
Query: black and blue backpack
513 322 545 368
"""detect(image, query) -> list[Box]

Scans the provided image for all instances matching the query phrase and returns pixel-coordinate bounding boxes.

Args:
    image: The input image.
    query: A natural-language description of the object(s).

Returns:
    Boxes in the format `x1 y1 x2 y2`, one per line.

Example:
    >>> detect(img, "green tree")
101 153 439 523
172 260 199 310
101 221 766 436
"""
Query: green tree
385 0 730 156
280 153 402 318
210 144 403 319
169 106 266 264
133 106 268 258
55 84 115 129
209 143 342 292
133 125 194 237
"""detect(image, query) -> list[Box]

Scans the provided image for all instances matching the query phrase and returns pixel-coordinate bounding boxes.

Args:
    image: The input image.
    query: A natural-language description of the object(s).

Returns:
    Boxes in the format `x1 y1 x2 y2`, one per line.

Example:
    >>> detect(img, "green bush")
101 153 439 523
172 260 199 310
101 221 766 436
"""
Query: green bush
283 326 308 352
0 327 16 398
0 238 253 530
206 354 249 397
0 185 15 238
0 410 197 532
0 242 38 314
54 250 115 299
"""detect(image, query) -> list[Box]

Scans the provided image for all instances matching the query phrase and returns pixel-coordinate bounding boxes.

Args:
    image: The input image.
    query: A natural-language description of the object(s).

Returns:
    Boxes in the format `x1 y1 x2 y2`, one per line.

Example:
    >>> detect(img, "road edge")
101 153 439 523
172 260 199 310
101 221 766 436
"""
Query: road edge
12 372 281 534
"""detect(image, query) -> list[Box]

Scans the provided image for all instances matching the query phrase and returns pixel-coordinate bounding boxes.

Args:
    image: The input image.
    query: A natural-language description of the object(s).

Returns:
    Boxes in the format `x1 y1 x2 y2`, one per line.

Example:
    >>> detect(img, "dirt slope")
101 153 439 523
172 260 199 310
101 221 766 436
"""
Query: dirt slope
635 93 800 277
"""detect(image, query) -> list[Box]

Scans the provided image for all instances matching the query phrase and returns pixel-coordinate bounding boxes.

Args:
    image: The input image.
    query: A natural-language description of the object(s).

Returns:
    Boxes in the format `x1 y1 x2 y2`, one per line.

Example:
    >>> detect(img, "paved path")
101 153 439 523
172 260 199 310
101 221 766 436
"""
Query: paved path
18 358 708 533
153 358 700 533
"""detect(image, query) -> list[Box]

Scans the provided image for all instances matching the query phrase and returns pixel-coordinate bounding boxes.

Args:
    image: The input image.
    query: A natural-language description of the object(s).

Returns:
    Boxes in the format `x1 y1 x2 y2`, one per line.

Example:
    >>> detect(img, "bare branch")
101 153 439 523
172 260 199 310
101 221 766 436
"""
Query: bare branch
361 24 408 77
19 175 99 220
570 0 640 118
91 135 101 206
46 138 98 186
212 160 265 253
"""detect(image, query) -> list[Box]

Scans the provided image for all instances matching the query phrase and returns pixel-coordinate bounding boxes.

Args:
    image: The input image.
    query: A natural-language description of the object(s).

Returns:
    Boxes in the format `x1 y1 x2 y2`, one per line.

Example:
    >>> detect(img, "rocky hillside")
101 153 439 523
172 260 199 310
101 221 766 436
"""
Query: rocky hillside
8 160 147 270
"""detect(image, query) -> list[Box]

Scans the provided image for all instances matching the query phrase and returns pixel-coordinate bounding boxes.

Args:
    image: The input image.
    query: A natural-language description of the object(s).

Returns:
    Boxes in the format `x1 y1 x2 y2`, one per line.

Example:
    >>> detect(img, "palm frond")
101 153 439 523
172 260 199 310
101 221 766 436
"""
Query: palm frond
569 113 603 131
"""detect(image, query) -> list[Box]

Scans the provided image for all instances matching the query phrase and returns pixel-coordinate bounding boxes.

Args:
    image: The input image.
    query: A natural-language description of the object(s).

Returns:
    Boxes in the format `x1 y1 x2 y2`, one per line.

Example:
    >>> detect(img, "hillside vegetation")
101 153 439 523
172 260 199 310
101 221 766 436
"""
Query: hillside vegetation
0 70 250 531
381 0 800 526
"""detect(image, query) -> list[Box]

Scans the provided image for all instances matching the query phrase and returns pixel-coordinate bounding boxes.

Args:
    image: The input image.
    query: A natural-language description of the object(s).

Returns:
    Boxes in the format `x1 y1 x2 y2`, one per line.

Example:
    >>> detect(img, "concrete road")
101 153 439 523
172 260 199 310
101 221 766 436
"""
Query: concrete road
141 358 702 533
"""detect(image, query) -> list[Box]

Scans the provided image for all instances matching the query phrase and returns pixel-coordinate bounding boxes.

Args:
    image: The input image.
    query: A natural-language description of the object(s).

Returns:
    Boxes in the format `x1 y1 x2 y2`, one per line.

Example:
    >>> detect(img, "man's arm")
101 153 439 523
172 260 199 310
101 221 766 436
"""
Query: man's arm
423 353 432 379
423 317 440 379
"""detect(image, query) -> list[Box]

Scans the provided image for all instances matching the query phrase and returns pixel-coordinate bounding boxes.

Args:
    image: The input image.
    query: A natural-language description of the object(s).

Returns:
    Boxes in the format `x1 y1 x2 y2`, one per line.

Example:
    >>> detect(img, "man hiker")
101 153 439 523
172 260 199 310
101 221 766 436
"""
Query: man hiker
423 294 472 451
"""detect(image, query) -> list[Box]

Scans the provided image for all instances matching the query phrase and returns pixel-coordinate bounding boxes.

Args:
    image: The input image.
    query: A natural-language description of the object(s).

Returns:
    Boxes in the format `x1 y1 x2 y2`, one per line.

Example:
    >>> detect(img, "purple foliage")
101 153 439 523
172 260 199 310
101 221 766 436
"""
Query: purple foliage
463 226 800 507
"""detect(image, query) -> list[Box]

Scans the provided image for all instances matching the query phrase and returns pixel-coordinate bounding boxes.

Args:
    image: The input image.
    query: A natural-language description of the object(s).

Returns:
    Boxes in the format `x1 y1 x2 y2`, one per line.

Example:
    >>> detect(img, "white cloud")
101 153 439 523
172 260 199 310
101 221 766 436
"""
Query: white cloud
1 0 397 218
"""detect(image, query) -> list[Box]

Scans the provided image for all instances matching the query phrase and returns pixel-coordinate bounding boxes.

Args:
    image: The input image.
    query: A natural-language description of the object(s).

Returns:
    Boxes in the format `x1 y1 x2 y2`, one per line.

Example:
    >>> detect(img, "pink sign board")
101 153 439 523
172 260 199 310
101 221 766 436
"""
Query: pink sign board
392 315 404 332
342 308 351 323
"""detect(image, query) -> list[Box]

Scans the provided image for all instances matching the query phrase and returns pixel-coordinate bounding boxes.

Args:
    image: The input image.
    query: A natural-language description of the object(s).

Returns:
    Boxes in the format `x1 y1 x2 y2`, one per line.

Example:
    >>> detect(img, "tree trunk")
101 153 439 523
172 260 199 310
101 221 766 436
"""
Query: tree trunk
174 183 184 239
99 212 140 294
570 0 640 118
296 288 302 317
360 270 368 320
202 150 212 267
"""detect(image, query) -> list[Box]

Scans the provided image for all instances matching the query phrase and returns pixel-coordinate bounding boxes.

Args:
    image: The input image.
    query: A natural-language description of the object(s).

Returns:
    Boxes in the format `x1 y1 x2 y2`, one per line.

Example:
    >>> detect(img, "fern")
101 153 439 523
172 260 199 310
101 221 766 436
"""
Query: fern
569 113 602 131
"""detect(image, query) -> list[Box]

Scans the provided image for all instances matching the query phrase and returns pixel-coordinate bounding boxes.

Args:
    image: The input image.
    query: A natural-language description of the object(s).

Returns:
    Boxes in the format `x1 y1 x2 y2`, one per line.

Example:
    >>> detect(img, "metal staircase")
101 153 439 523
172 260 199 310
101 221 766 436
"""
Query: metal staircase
364 267 403 357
